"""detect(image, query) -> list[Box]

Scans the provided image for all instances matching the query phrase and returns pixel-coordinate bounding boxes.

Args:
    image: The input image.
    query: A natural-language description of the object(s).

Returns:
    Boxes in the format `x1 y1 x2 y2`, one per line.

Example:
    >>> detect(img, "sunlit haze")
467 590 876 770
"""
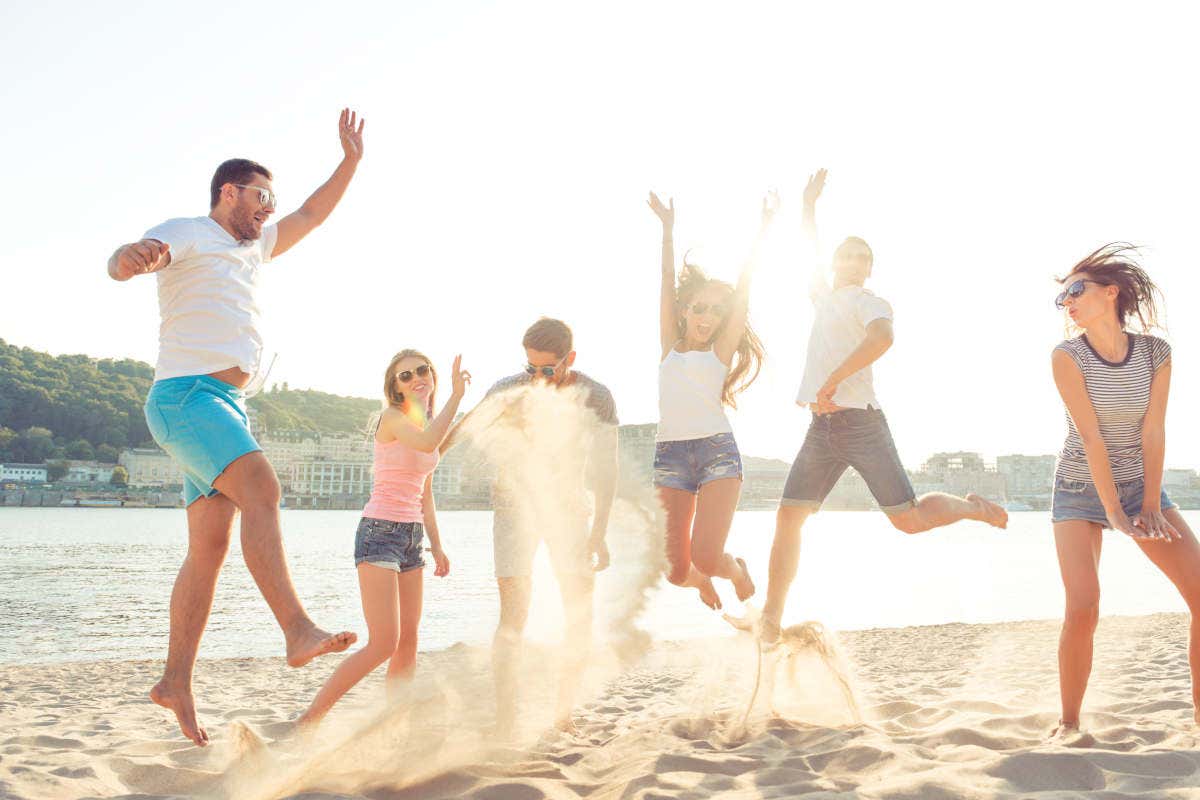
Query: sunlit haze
3 1 1198 467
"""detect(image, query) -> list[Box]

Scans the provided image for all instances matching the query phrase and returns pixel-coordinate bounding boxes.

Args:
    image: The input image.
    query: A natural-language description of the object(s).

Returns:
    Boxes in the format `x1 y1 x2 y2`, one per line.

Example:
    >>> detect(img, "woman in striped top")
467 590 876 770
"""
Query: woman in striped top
1050 244 1199 735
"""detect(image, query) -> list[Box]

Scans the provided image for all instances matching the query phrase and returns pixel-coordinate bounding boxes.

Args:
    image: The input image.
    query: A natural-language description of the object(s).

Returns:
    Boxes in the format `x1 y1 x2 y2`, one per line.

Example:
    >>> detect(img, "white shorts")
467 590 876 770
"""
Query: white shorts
493 508 592 579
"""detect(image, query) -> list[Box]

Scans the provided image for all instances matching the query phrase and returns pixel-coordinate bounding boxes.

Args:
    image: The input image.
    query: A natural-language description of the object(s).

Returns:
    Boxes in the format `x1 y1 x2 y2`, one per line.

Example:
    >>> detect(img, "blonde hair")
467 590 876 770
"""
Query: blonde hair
382 349 437 417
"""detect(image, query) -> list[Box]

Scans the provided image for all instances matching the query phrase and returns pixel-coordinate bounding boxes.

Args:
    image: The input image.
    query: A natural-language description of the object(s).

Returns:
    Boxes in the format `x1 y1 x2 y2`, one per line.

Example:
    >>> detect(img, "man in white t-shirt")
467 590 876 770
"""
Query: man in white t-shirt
756 170 1008 642
106 109 365 747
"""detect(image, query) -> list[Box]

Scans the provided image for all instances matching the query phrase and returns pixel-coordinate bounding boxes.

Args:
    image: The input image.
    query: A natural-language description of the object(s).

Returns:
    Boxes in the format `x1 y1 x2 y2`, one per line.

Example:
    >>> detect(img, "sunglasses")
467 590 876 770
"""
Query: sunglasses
396 364 431 383
525 355 566 378
1055 279 1105 310
233 183 277 209
689 302 727 317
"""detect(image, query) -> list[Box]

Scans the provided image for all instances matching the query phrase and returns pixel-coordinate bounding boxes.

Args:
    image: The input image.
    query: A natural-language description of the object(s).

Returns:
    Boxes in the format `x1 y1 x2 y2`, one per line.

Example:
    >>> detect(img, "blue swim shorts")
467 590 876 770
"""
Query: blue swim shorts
653 431 744 494
143 375 262 506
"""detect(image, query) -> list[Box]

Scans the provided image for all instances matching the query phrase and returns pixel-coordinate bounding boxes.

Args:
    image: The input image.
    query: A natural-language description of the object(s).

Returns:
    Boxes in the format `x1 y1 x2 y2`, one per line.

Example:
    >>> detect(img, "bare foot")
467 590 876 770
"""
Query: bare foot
968 493 1008 530
150 681 209 747
758 612 781 645
1048 720 1093 747
697 574 721 610
286 625 357 668
732 557 756 601
555 714 581 736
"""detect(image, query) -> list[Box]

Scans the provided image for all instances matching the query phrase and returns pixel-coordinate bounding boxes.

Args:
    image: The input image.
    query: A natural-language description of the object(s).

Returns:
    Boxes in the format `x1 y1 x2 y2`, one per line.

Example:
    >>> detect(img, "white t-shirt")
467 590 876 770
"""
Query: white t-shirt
143 216 279 382
795 280 893 410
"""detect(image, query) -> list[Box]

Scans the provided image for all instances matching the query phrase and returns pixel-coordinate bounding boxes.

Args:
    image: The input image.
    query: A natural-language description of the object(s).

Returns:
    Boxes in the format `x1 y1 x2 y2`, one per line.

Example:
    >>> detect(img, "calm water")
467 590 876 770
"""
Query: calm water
0 508 1194 665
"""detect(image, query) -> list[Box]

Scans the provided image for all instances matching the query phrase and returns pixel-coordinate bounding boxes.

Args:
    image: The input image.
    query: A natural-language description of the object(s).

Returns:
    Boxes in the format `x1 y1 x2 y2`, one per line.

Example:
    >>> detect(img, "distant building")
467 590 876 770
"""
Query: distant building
740 457 791 508
1 464 48 483
1164 468 1197 490
288 460 373 498
913 451 1006 502
65 462 114 484
618 423 657 491
119 448 183 488
997 454 1057 495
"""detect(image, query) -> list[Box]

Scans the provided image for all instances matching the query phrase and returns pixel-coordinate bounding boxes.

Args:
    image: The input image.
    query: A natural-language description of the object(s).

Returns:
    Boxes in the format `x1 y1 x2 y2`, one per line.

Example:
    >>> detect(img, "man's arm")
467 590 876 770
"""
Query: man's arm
107 239 171 281
587 423 618 571
815 318 893 412
272 108 365 258
714 190 779 364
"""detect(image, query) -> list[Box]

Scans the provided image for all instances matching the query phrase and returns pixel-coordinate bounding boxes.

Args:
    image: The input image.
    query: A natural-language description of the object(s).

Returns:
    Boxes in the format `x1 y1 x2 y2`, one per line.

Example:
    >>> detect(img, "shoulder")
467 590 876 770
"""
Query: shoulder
144 216 203 239
1142 334 1172 368
1052 337 1087 368
573 372 619 424
485 373 529 398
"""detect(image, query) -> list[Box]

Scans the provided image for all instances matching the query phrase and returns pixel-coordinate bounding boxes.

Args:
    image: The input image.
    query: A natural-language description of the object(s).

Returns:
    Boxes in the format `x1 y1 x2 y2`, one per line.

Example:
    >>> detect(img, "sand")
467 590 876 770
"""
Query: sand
1 613 1197 800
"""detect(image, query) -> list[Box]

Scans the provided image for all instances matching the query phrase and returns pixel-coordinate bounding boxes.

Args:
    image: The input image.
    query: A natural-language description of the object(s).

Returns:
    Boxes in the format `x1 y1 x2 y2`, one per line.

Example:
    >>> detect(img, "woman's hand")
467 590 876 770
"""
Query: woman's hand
431 546 450 577
648 191 674 231
1133 508 1180 542
450 354 471 399
1106 508 1150 540
803 169 827 209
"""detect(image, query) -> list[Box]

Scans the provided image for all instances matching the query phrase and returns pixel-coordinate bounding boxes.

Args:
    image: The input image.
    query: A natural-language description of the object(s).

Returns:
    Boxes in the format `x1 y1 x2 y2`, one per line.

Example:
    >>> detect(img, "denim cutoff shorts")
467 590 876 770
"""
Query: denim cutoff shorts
653 431 743 494
354 517 426 573
143 375 262 506
1051 476 1176 528
781 407 917 513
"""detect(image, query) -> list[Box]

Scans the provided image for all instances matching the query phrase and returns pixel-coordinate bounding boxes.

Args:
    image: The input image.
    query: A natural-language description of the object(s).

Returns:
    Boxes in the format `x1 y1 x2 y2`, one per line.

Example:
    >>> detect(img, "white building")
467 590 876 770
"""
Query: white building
997 454 1057 495
1164 468 1197 489
65 462 113 484
119 448 184 487
288 460 373 497
1 464 48 483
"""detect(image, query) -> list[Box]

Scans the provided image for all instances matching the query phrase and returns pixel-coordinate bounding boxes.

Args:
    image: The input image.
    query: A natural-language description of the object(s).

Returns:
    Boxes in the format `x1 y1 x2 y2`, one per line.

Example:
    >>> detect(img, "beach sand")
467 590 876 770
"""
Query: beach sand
1 613 1197 800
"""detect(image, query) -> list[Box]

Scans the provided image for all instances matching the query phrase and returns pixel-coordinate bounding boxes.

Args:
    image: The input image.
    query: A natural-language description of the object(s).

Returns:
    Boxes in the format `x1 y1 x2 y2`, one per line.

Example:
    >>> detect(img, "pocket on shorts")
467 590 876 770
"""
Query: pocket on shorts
144 402 172 444
1055 477 1091 494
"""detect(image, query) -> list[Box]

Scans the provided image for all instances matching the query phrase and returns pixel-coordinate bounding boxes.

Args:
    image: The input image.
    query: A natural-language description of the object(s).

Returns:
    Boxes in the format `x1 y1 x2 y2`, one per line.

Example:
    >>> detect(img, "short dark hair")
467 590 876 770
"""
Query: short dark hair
522 317 573 358
210 159 272 209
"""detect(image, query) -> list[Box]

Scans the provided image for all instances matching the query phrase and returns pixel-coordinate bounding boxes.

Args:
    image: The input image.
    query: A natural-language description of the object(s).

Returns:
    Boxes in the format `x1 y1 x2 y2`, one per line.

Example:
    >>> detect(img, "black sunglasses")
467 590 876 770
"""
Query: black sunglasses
396 364 431 383
524 356 566 378
1055 279 1105 310
689 302 727 317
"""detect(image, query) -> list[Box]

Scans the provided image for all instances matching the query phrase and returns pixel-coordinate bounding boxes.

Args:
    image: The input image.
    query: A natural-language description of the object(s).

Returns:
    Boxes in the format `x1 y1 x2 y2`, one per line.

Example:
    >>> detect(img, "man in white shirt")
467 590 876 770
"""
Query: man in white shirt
106 109 365 746
758 170 1008 642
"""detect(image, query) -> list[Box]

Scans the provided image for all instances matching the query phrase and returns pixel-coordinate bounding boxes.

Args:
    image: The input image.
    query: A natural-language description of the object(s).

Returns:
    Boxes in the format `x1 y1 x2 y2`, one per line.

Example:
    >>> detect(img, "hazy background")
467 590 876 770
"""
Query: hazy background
4 0 1198 466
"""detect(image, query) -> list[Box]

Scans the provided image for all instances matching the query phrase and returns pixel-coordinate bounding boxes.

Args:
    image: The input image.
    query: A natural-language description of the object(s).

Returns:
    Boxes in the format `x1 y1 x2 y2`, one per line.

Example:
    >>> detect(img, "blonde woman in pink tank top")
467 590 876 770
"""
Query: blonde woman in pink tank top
300 349 471 727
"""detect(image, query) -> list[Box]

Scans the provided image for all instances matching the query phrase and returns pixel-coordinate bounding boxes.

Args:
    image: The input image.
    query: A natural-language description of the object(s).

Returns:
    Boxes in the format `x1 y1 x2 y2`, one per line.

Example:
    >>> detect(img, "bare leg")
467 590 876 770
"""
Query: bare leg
493 576 531 738
386 569 424 694
212 451 356 666
690 478 754 601
760 504 813 642
299 564 399 727
887 491 1008 534
1135 509 1200 724
150 494 236 747
658 486 721 609
1053 520 1103 729
554 571 594 732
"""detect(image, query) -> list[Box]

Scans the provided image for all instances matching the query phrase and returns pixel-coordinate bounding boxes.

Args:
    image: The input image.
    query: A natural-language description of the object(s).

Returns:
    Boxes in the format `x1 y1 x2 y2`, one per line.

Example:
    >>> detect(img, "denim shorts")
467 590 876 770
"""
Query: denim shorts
1051 476 1176 527
782 407 916 513
144 375 262 506
653 432 744 494
354 517 426 573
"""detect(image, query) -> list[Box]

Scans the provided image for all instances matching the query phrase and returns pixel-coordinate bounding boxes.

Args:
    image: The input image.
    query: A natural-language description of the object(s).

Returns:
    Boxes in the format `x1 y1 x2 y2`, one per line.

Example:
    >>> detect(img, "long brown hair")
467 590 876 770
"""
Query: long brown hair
382 349 438 417
676 259 765 408
1060 243 1163 333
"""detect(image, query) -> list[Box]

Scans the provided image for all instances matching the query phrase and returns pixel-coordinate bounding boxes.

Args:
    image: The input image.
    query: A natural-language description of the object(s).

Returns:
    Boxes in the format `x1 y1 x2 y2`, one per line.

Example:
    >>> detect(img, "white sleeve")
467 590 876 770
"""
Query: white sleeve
142 218 198 265
856 292 893 327
260 224 279 263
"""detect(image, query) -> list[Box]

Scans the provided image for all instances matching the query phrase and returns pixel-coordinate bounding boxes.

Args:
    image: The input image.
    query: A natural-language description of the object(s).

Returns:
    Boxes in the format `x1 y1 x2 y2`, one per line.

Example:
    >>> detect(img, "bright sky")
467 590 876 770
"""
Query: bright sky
3 1 1199 469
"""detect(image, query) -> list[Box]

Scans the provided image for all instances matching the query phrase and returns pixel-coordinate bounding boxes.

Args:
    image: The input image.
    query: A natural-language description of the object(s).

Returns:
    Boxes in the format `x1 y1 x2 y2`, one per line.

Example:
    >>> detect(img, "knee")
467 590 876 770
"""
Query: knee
189 531 232 563
365 629 400 665
666 560 691 586
776 506 808 536
1063 597 1100 632
888 511 927 535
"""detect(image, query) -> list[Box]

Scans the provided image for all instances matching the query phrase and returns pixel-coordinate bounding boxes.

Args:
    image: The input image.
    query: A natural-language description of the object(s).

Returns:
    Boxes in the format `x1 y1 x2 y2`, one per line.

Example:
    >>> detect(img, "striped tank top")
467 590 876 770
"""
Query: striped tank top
1054 333 1171 483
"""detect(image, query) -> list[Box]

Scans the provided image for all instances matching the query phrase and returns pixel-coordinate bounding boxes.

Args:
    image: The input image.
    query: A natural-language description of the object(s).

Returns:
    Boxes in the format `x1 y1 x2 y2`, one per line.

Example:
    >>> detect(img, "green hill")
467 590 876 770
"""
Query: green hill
0 338 377 463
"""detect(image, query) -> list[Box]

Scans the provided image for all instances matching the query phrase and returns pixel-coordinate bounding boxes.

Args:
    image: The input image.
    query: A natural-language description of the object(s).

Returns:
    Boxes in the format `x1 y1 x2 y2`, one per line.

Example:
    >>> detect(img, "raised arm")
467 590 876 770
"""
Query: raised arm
1051 349 1146 540
649 192 677 359
107 239 171 281
803 169 828 297
1136 358 1178 540
381 356 471 453
714 190 779 364
272 108 365 258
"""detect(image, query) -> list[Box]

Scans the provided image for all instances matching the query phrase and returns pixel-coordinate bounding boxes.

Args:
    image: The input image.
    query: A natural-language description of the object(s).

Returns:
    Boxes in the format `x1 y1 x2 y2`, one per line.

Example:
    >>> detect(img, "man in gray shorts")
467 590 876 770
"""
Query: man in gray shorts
446 317 618 735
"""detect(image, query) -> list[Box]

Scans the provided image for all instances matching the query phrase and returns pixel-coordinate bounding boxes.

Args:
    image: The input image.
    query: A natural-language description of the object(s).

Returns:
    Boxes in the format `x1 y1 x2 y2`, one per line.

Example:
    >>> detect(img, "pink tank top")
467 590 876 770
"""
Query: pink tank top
362 438 439 523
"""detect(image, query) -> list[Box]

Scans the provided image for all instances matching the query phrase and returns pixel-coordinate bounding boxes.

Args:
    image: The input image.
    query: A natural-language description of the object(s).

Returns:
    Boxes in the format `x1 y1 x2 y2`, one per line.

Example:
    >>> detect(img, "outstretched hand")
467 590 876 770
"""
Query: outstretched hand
339 108 365 162
803 169 827 208
450 354 472 398
647 191 675 229
114 239 171 280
